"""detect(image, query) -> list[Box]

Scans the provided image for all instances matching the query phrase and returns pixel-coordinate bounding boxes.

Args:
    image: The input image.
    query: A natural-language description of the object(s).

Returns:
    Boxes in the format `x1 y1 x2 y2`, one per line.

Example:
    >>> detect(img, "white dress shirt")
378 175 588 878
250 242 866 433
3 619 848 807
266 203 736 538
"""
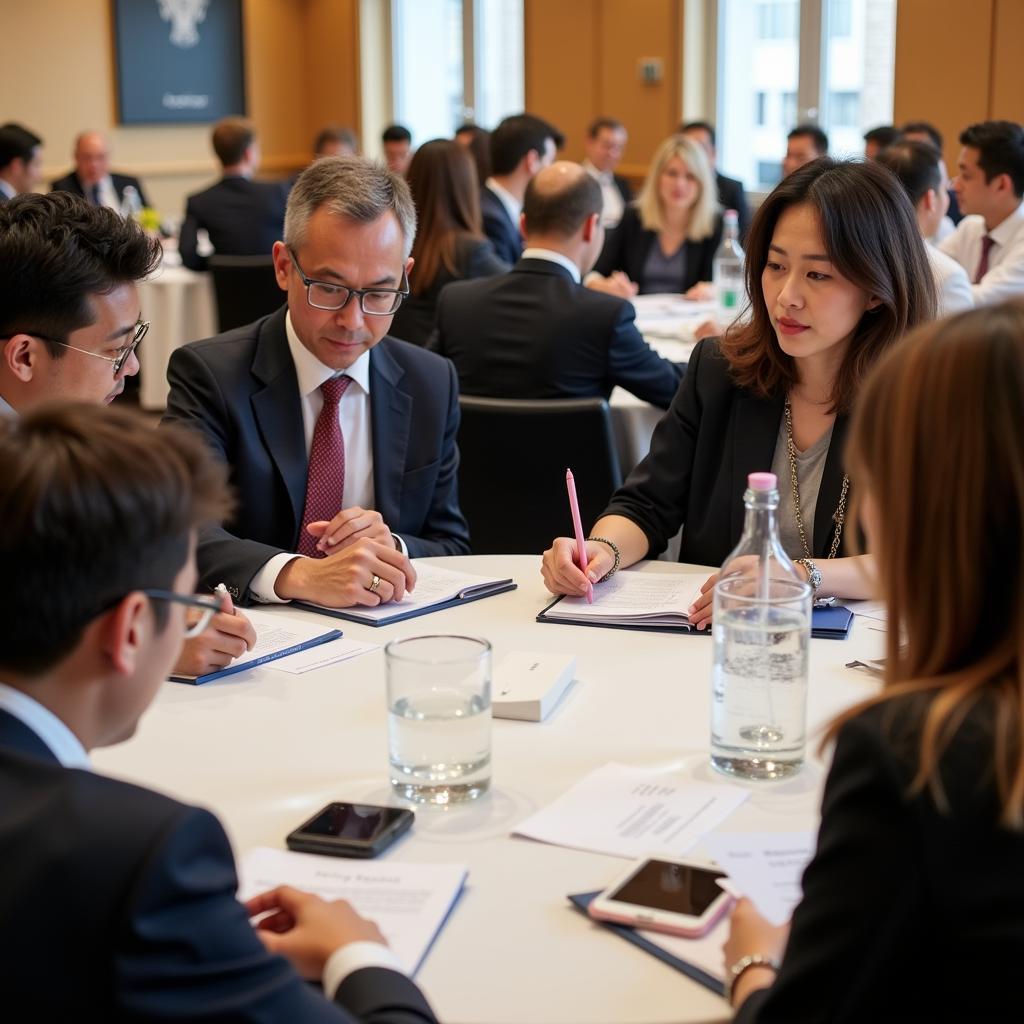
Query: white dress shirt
484 177 521 229
582 158 625 228
927 243 974 317
0 682 90 768
520 247 582 284
250 312 409 603
0 178 17 200
0 393 16 418
939 201 1024 305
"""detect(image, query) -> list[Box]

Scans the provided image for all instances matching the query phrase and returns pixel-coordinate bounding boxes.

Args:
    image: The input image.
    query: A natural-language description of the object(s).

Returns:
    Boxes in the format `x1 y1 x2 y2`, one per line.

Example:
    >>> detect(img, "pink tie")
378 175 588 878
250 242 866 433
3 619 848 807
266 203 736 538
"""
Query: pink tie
298 375 351 558
974 235 996 284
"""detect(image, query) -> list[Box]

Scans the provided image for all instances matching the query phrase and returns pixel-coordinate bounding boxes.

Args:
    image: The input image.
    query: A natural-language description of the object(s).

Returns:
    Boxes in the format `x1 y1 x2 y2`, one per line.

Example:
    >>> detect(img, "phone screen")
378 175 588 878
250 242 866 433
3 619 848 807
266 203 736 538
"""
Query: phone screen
297 803 409 843
609 860 726 916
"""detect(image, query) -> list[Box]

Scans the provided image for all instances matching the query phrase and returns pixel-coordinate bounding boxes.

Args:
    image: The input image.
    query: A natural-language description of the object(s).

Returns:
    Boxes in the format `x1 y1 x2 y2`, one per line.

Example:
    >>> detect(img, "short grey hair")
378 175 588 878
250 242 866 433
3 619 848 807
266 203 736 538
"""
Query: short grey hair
284 156 417 257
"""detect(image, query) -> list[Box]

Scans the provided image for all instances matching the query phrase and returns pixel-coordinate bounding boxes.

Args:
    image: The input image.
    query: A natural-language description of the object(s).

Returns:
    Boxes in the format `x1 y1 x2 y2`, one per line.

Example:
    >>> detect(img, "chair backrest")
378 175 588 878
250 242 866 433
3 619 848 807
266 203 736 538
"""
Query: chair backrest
208 255 284 332
457 395 623 555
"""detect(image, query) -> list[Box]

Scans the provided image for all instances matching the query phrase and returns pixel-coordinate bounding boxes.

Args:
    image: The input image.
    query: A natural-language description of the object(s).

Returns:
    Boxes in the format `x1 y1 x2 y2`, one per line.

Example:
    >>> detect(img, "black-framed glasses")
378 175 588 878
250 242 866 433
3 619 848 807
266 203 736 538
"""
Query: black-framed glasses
142 589 222 639
288 248 408 315
1 320 150 377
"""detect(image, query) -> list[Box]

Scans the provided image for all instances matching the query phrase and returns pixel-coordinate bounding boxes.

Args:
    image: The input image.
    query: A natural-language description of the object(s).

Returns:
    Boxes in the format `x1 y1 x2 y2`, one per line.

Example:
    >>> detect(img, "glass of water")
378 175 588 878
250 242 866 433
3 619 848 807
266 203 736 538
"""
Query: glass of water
710 576 811 780
385 634 492 805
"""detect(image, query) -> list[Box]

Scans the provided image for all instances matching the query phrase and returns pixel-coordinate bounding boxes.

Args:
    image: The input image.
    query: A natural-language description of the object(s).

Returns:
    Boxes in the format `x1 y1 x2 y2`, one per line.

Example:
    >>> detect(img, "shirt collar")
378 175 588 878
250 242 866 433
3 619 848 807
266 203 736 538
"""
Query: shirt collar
989 201 1024 246
285 310 371 397
0 178 17 200
520 247 582 284
0 682 91 769
582 159 613 185
485 177 522 226
0 393 18 418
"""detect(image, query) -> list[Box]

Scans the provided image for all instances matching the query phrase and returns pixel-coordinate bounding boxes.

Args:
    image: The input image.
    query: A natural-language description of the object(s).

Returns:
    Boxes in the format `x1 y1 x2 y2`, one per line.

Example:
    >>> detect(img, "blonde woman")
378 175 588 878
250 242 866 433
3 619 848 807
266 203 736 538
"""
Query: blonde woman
587 134 722 299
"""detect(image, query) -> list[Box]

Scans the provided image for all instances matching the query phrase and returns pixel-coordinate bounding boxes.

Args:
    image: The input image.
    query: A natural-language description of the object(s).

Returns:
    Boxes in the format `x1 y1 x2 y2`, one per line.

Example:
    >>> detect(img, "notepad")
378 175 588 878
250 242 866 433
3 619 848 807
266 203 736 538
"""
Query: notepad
295 562 517 626
168 608 343 684
239 847 467 975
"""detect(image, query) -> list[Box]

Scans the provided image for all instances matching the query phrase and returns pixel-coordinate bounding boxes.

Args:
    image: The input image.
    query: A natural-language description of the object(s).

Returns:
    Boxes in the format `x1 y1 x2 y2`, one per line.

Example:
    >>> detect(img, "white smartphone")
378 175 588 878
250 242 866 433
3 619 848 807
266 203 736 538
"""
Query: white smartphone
588 857 733 937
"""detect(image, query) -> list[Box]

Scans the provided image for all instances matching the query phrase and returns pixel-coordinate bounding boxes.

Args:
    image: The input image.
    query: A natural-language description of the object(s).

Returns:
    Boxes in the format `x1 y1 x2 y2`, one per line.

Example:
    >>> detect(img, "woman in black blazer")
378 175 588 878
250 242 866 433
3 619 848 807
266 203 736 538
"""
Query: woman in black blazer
588 134 723 298
542 159 936 622
390 139 508 346
723 303 1024 1022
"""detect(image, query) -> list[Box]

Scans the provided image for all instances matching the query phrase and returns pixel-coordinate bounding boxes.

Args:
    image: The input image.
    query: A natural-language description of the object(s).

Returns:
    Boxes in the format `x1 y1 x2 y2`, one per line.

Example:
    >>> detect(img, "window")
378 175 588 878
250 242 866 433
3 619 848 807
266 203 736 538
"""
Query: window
757 0 799 39
755 92 768 127
828 90 859 126
781 91 797 126
830 0 853 36
757 161 783 188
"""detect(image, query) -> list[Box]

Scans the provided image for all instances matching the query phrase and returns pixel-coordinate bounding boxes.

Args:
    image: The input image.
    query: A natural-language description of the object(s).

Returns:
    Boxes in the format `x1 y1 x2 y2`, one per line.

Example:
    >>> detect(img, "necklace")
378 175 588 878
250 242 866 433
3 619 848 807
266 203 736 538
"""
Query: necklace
784 396 849 561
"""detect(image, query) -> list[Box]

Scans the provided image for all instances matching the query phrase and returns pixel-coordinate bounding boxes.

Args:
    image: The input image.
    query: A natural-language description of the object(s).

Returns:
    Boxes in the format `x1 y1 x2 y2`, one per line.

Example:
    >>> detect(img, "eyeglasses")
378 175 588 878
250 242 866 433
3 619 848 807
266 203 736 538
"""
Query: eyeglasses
2 320 150 377
288 248 408 315
142 589 223 639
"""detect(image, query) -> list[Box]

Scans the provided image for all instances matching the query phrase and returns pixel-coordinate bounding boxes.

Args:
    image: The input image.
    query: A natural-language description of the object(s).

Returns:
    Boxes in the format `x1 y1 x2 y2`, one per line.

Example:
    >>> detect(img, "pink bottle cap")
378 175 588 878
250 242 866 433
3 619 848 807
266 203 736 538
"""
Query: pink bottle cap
748 472 777 491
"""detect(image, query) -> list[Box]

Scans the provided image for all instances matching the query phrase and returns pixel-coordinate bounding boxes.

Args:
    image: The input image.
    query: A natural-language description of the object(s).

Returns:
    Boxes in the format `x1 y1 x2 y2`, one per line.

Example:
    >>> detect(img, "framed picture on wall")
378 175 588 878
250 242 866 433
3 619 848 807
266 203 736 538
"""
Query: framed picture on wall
113 0 246 124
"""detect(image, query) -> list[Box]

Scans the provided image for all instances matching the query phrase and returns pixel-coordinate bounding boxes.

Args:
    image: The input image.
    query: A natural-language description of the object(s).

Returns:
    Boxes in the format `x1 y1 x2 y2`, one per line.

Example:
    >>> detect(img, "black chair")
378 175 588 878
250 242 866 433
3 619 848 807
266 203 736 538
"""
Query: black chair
456 396 623 554
207 255 284 332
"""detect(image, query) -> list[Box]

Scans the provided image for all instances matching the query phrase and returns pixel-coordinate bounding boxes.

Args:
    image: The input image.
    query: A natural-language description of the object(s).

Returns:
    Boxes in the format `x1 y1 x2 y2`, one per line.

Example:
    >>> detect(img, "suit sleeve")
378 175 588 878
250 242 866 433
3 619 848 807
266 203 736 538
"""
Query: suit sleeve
733 713 923 1024
178 198 205 272
163 345 291 600
733 187 751 242
606 301 683 410
400 357 471 558
133 176 152 211
115 806 437 1023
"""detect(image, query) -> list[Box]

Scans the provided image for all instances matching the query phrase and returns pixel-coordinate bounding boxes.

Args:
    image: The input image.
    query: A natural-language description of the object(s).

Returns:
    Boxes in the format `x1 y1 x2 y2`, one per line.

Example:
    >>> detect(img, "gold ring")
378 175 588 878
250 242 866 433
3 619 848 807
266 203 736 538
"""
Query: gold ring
369 574 381 593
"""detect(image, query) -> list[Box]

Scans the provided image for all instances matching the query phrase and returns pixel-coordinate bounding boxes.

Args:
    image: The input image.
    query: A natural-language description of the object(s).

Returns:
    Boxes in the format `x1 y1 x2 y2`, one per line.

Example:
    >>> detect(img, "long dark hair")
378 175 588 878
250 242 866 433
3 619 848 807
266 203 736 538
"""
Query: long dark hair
720 158 936 413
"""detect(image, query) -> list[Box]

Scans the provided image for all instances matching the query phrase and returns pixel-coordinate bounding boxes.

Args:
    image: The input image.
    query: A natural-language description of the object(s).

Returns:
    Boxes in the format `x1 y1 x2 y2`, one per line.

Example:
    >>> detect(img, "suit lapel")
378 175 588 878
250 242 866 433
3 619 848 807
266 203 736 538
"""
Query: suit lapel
250 309 308 534
370 341 411 527
731 392 785 543
814 413 850 556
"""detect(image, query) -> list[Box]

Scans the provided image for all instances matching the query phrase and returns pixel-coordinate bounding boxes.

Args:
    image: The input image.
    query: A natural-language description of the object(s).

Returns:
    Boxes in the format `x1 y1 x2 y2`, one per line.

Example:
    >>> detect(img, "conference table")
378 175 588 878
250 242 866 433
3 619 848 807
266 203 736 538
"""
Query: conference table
93 555 884 1024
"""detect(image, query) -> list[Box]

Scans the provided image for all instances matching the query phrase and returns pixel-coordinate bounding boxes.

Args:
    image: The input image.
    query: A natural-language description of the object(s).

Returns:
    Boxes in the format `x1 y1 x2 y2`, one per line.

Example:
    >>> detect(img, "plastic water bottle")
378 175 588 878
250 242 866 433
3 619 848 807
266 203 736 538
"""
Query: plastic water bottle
709 472 811 780
120 185 142 221
712 209 744 313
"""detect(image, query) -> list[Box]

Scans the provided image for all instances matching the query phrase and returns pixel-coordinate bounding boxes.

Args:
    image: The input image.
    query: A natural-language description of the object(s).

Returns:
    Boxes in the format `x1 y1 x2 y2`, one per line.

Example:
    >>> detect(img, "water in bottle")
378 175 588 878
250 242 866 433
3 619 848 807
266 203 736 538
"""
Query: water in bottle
712 209 745 313
710 472 811 780
120 185 142 221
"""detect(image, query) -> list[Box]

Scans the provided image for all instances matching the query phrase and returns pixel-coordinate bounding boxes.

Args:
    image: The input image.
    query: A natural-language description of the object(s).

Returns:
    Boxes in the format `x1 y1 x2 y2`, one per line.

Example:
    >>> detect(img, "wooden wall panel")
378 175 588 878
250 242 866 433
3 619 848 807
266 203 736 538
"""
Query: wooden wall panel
304 0 362 151
990 0 1024 124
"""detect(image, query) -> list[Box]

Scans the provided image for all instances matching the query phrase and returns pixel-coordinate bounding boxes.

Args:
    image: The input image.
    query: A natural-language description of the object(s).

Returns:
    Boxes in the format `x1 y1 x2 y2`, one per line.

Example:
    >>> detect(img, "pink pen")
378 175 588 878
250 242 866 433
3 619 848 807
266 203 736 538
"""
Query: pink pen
565 468 594 604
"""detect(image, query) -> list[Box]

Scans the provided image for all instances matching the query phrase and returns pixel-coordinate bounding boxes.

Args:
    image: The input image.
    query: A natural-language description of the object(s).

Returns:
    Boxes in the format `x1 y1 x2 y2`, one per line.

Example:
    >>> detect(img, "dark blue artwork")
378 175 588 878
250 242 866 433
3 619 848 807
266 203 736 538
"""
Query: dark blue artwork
114 0 246 124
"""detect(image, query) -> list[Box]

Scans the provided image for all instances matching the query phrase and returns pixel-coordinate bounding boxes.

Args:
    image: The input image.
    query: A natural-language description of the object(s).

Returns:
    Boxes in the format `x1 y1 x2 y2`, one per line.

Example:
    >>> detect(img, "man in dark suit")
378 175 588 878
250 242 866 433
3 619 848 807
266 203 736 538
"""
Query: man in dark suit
0 122 43 202
681 120 751 240
0 403 438 1022
429 161 682 410
480 113 563 265
179 117 288 271
164 156 470 609
50 131 149 210
582 116 633 228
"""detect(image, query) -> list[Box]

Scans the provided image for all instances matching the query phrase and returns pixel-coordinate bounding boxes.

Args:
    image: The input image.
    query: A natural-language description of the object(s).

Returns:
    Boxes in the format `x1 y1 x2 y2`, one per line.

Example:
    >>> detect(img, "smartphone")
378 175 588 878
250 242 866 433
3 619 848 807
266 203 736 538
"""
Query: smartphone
286 802 414 859
588 857 732 937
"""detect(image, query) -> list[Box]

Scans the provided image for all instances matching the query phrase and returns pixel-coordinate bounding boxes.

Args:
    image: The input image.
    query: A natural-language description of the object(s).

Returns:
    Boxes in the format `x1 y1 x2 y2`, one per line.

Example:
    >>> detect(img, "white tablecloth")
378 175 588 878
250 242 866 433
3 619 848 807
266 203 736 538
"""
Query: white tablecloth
93 555 883 1024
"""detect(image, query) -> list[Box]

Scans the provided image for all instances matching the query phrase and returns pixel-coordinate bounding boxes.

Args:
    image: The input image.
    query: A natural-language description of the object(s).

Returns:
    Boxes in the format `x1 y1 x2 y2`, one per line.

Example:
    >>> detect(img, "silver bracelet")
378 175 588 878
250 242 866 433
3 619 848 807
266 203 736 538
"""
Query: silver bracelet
586 536 620 581
725 953 780 1005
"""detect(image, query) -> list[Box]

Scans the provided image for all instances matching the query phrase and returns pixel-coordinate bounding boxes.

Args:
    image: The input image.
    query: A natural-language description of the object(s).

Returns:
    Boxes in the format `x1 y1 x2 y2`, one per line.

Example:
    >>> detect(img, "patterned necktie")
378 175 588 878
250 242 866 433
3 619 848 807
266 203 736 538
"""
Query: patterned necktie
297 375 351 558
974 234 996 284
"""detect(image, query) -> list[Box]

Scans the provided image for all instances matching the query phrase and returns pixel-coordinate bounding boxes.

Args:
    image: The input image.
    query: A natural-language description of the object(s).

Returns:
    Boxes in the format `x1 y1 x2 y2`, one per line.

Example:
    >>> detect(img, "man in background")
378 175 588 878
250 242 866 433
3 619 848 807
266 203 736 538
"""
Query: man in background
582 117 632 229
681 120 750 239
0 123 43 201
901 119 962 228
179 117 288 271
314 125 359 159
381 124 413 175
862 125 900 160
51 131 149 210
782 124 828 179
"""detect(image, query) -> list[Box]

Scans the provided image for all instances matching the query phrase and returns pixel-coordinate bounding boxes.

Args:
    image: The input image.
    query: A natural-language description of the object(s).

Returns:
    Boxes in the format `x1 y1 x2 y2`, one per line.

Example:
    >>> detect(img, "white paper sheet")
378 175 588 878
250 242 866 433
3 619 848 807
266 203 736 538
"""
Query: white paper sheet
274 638 379 674
238 847 467 975
552 571 708 621
513 762 748 859
703 831 815 926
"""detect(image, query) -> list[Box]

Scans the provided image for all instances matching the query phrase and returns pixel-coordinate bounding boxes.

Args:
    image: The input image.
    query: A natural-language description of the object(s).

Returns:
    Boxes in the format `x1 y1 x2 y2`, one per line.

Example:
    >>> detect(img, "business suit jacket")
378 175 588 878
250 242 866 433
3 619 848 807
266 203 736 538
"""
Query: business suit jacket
593 205 724 294
50 170 150 208
429 258 682 409
603 337 849 563
735 694 1024 1023
479 185 523 266
163 306 470 599
390 235 509 347
0 709 437 1022
179 175 288 271
716 171 750 240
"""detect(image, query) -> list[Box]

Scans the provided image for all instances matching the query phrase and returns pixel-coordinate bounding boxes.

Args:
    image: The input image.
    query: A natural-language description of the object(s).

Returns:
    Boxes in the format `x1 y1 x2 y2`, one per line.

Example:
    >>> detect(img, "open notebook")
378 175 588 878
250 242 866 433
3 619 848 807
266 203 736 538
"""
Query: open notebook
295 561 516 626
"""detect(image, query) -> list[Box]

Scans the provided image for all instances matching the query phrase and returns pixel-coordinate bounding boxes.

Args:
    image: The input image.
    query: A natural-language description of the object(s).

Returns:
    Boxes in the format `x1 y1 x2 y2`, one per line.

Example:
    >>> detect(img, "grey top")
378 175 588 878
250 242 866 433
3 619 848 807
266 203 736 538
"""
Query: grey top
641 240 687 294
770 417 834 560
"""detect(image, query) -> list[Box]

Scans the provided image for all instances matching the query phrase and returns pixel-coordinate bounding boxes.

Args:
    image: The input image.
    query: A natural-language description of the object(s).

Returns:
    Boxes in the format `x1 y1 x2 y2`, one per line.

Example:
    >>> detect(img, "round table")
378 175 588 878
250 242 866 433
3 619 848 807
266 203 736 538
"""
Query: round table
93 556 883 1024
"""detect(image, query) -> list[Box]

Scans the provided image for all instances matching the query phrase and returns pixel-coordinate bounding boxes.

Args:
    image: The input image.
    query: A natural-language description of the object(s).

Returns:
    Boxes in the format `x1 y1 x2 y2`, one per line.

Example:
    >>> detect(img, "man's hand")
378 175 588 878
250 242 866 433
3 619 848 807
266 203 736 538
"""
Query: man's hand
587 271 639 299
540 537 615 596
305 506 394 555
172 596 257 675
275 538 417 607
246 886 387 980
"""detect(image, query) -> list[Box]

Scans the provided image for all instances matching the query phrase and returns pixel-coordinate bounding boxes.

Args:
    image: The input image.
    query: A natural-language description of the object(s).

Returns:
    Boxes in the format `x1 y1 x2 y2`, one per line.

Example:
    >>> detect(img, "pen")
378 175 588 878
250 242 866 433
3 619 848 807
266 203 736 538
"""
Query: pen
214 582 235 615
565 468 593 604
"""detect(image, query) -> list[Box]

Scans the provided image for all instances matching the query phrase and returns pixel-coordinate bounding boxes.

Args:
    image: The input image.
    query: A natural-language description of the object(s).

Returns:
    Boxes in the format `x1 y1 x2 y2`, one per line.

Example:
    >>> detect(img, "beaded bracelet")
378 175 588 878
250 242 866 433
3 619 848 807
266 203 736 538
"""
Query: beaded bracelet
586 536 621 581
725 953 780 1005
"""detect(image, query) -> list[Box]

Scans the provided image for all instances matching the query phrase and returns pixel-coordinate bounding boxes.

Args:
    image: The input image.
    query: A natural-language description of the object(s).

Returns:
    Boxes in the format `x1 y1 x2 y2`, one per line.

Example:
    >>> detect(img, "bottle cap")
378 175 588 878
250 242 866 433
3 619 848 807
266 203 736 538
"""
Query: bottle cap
748 472 777 491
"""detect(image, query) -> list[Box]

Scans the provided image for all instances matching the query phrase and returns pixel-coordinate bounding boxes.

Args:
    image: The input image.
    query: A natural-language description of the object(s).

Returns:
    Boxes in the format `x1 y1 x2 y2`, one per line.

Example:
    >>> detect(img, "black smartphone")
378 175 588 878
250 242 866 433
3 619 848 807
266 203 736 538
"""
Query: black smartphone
286 802 414 858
